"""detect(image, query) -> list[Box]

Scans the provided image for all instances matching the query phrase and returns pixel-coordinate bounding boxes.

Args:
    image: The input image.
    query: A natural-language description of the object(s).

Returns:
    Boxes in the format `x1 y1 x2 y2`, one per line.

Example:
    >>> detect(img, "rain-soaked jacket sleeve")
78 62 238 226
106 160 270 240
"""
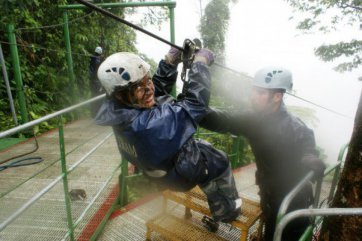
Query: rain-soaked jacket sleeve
200 108 256 138
296 126 326 179
116 61 213 170
174 62 211 122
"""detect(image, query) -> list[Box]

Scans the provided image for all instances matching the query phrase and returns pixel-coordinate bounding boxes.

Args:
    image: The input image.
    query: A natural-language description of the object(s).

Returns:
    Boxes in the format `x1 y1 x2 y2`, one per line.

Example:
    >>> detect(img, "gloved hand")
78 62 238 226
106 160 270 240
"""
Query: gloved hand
165 47 182 66
194 48 214 66
301 154 326 182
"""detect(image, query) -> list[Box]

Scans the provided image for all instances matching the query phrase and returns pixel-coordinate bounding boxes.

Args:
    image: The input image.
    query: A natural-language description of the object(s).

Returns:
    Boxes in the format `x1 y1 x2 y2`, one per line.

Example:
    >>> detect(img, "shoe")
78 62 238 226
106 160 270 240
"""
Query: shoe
219 207 241 223
218 198 242 223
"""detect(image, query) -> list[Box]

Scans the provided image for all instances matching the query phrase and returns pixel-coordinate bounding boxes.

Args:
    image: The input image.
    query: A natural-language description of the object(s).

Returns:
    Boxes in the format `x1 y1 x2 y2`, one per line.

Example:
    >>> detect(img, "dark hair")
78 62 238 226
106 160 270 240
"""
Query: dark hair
111 86 136 106
270 88 286 94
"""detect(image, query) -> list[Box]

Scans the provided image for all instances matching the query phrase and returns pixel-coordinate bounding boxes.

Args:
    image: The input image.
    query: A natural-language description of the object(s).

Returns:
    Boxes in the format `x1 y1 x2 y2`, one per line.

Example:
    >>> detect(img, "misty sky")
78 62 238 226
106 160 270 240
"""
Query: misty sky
132 0 362 164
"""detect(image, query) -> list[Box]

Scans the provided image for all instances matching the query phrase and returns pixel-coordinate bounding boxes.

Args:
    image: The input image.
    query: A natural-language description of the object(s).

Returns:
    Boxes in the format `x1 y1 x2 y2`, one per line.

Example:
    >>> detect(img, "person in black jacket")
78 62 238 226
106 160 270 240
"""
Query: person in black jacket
89 46 104 117
95 48 241 223
201 67 326 240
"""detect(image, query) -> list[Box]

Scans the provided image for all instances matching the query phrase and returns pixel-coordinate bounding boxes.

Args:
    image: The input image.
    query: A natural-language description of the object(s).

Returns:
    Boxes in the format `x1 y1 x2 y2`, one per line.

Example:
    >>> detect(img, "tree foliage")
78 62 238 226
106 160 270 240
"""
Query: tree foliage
0 0 163 132
286 0 362 73
199 0 235 58
286 0 362 239
198 0 253 168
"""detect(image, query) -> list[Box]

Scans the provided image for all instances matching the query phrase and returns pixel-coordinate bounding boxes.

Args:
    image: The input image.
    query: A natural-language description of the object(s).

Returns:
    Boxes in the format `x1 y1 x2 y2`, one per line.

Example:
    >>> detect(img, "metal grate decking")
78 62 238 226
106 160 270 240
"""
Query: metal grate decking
98 163 335 241
0 119 121 241
97 165 260 241
0 119 336 241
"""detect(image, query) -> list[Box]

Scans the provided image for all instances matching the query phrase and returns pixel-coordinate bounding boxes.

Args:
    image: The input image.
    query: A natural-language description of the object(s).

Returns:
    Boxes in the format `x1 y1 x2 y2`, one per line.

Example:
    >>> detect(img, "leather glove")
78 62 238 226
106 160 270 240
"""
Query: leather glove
194 48 214 66
165 47 182 66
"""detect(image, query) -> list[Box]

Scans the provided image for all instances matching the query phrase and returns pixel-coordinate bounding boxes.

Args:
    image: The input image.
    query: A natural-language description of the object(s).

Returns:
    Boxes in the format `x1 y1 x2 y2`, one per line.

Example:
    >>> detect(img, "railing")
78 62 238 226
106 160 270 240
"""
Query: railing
274 143 349 241
0 95 124 241
274 208 362 241
0 95 247 241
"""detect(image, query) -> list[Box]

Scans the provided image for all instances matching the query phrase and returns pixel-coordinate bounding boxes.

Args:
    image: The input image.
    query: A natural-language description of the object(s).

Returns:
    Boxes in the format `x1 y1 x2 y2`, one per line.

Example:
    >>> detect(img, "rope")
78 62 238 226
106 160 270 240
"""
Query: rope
287 93 353 119
0 132 43 170
0 156 43 171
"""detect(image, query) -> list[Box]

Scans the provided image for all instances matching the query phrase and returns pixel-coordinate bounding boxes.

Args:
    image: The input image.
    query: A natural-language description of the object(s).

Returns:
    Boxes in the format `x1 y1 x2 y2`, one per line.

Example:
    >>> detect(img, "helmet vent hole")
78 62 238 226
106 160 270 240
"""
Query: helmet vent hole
267 73 273 77
112 67 117 72
119 67 125 75
265 77 271 83
121 72 130 81
106 69 111 73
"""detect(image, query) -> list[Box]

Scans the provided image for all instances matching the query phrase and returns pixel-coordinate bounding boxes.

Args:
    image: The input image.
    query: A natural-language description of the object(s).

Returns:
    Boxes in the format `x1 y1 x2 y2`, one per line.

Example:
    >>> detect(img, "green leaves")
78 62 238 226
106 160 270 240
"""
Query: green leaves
315 40 362 71
286 0 362 73
200 0 232 57
0 0 139 132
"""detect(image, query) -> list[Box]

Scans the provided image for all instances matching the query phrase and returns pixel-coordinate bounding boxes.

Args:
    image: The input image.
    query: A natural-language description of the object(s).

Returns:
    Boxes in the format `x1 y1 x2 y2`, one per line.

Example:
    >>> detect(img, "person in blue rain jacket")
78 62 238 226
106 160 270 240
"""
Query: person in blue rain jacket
94 48 241 223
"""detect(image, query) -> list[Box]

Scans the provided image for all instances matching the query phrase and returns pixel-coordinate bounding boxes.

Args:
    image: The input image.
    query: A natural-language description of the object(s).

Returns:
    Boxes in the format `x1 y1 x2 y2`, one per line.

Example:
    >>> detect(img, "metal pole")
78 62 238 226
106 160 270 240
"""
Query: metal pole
277 171 314 223
0 43 18 126
313 178 323 208
62 10 77 103
169 5 175 45
119 157 129 207
0 94 105 139
58 118 75 241
328 144 348 202
274 208 362 241
231 136 240 168
7 23 28 124
169 4 177 97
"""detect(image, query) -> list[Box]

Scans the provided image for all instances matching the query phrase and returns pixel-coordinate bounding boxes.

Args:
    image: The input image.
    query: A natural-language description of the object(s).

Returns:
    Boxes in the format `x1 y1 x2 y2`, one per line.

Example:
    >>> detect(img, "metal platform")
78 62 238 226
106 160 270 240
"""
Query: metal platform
0 119 122 241
97 164 261 241
0 119 336 241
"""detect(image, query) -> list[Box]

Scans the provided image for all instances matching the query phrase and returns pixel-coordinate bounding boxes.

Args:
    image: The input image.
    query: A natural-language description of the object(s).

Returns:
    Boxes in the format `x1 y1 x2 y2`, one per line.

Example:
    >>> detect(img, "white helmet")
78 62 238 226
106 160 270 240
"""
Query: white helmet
97 52 150 95
253 67 293 92
95 46 103 54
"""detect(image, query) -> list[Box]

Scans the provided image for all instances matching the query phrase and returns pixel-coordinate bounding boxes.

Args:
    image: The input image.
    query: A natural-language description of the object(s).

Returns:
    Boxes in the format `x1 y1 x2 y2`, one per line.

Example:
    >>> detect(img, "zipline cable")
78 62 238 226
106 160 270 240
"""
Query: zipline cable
287 93 352 119
75 0 183 51
73 0 355 120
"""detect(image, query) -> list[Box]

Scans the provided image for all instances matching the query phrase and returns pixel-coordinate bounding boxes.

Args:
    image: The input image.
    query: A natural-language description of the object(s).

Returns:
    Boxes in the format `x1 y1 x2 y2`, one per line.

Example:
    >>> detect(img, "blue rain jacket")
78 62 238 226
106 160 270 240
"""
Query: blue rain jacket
95 60 228 191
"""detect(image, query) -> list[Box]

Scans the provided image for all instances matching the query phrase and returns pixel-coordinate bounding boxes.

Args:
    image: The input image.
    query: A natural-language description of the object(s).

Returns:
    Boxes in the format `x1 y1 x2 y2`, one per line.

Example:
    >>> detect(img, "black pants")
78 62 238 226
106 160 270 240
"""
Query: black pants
263 205 310 241
260 186 313 241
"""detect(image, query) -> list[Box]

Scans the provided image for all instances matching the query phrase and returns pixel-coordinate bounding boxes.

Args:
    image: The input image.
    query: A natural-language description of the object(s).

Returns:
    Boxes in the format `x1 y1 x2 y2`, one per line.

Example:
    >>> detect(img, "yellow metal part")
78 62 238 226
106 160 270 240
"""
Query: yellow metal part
147 186 263 241
146 213 226 241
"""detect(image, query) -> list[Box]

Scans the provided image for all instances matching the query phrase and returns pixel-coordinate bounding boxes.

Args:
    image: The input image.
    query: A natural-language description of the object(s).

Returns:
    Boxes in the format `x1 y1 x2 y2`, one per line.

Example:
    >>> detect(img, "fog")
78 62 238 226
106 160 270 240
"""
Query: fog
132 0 362 165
